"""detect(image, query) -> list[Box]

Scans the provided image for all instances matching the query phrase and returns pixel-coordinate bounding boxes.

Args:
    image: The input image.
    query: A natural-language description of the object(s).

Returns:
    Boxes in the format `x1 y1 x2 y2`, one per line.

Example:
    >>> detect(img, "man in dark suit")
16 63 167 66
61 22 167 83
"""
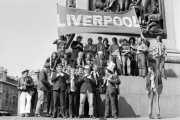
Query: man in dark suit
51 64 69 118
71 36 83 63
35 63 51 117
78 65 96 118
102 63 120 119
146 67 163 119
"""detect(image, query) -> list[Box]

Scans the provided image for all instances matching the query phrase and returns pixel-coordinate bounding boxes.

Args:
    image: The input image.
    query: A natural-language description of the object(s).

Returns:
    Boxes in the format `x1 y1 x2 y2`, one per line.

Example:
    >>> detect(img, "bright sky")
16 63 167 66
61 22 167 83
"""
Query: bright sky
0 0 180 77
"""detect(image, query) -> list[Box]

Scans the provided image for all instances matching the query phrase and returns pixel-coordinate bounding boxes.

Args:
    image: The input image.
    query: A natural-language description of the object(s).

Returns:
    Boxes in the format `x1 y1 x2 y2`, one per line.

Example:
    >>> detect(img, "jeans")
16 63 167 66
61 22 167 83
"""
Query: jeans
69 91 78 116
137 54 146 77
35 90 48 114
155 56 165 76
122 55 131 75
149 89 160 115
79 91 94 115
105 90 117 117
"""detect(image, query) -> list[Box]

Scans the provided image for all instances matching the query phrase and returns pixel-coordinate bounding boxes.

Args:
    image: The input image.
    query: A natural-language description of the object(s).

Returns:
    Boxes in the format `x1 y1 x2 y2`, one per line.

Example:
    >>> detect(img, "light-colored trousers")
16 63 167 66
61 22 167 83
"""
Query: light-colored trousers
20 91 32 114
149 89 160 115
79 91 94 115
35 90 48 114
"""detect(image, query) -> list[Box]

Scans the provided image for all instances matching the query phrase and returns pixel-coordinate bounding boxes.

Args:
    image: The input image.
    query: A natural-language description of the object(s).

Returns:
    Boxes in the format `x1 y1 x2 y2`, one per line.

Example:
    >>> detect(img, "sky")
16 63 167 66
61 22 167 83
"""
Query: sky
0 0 180 77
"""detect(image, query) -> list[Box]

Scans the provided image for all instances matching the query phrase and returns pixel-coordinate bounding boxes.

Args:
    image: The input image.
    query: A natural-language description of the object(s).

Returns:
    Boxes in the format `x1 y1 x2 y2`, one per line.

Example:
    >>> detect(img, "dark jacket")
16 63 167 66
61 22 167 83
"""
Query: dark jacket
71 41 83 60
66 75 78 93
18 76 34 95
90 71 103 93
78 73 96 93
103 74 120 94
146 71 163 95
51 72 69 91
37 69 51 91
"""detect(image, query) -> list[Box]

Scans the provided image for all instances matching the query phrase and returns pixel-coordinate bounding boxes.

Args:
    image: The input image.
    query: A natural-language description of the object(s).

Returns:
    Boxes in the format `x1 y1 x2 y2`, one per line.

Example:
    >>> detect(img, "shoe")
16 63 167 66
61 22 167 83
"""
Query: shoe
52 114 57 118
44 113 51 117
157 114 161 119
162 75 167 80
69 115 73 118
78 115 83 118
62 114 67 118
20 114 25 117
149 114 154 119
114 115 118 119
25 113 30 117
35 113 42 117
104 116 108 118
90 115 96 119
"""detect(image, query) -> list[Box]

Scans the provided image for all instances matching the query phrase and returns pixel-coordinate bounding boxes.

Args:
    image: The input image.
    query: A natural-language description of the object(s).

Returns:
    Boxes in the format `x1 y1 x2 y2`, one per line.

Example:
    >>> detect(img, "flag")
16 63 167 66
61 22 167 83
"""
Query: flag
57 5 141 36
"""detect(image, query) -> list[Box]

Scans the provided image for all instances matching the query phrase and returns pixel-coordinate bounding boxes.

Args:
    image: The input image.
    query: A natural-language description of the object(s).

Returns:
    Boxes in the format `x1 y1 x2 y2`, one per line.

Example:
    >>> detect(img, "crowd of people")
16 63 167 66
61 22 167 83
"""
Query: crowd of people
17 34 167 119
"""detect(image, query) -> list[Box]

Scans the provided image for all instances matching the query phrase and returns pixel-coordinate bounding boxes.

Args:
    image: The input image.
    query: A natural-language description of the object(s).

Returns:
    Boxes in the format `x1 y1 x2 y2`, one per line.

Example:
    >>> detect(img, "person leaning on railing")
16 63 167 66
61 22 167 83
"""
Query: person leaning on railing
153 36 167 79
137 36 149 77
109 37 122 75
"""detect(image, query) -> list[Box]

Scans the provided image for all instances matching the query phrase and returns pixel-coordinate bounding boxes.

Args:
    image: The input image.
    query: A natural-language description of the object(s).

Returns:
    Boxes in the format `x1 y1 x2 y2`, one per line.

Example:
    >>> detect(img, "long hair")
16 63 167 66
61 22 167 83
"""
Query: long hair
112 37 118 44
157 36 162 42
103 38 109 44
129 37 136 44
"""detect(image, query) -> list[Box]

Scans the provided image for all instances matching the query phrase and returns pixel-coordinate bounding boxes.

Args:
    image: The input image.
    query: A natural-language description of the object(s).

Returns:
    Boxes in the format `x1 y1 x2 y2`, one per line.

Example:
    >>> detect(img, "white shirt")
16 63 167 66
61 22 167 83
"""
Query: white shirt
70 76 75 92
150 73 155 90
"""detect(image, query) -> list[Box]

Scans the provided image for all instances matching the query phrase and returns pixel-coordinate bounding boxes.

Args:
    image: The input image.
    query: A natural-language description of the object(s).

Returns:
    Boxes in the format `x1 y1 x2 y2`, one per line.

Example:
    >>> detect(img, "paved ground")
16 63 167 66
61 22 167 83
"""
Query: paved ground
0 116 180 120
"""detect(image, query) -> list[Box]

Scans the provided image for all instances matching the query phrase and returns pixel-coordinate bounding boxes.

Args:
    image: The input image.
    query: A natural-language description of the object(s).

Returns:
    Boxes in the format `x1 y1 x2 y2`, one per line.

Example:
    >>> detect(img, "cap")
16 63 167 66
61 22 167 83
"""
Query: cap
35 69 40 73
22 69 29 74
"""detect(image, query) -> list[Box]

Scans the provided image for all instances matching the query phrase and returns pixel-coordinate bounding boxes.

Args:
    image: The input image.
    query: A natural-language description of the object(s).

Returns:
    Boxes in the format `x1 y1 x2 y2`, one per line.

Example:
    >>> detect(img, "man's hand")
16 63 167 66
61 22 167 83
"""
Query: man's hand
56 73 60 77
17 87 23 90
87 75 92 79
60 72 64 77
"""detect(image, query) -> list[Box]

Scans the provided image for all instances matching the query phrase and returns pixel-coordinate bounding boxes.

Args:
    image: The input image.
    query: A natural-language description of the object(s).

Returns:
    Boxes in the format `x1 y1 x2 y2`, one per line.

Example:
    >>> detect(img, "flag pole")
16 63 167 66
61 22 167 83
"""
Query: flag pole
57 3 59 38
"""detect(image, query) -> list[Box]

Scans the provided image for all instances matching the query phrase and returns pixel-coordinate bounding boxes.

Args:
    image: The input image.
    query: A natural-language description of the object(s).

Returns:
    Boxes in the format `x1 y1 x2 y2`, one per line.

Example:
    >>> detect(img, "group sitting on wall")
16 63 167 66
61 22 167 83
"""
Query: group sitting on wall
17 34 167 119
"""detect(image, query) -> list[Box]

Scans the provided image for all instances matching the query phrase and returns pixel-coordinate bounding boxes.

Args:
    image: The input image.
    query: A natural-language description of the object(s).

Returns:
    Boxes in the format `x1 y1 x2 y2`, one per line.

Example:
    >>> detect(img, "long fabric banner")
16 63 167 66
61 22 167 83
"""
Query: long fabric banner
57 5 141 36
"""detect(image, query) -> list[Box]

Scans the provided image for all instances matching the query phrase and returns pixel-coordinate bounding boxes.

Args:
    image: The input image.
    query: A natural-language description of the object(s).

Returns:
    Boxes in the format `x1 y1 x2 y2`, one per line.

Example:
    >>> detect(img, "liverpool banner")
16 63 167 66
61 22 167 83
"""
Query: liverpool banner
57 5 141 35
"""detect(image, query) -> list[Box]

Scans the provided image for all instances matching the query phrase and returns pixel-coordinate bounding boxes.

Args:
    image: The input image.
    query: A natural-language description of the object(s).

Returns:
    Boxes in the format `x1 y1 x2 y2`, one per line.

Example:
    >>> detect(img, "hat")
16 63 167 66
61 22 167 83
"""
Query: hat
22 69 29 74
77 35 82 39
106 62 115 74
35 69 40 73
98 51 103 55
